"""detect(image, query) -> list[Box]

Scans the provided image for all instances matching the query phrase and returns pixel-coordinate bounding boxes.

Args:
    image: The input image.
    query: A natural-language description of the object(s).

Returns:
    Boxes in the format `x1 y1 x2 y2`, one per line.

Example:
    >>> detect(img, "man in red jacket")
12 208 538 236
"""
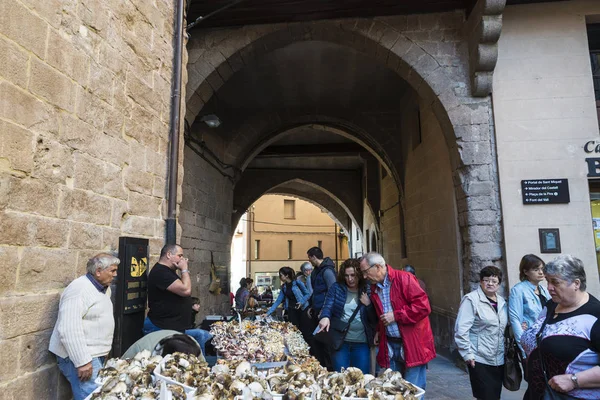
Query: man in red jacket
360 252 436 392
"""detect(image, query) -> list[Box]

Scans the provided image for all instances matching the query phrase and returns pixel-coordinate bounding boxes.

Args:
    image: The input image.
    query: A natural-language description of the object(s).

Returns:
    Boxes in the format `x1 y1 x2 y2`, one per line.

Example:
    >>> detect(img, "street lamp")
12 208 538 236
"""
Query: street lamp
200 114 221 128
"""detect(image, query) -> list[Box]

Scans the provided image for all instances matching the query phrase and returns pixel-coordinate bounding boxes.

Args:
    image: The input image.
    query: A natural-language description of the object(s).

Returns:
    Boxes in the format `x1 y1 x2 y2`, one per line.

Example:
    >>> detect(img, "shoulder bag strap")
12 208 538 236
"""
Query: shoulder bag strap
342 301 363 333
536 305 554 385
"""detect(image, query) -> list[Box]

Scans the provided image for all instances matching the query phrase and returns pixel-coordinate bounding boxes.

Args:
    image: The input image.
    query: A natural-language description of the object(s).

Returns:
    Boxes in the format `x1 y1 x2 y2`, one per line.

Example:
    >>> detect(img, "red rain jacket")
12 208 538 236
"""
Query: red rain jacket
370 265 436 368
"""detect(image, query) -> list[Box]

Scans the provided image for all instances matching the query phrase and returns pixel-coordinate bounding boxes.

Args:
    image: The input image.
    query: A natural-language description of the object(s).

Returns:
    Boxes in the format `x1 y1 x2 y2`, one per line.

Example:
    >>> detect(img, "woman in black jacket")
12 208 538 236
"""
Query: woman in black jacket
316 258 377 374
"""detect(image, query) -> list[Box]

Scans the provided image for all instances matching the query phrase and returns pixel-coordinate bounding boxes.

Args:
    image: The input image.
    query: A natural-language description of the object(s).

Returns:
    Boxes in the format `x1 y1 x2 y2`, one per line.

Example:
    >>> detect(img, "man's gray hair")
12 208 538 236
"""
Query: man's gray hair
544 254 587 291
363 252 386 267
87 253 120 275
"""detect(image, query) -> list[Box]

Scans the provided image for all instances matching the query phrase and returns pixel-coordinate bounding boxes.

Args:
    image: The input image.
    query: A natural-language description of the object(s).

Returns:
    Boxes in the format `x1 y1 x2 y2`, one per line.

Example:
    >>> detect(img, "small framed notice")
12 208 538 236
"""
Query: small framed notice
539 228 561 253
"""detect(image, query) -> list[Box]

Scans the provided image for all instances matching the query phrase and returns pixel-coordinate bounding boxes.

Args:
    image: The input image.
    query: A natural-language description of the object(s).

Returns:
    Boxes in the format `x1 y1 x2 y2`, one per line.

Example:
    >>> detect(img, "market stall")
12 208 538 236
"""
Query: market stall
86 320 424 399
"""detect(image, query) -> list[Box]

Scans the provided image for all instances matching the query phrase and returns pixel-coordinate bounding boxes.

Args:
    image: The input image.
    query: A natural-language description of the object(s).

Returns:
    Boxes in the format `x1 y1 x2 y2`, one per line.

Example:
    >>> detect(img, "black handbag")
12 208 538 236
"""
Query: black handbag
313 304 361 351
503 325 523 391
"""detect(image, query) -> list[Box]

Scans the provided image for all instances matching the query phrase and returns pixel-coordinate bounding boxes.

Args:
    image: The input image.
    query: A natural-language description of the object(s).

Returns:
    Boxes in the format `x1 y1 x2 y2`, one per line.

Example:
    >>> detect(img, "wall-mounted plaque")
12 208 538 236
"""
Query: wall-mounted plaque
539 228 561 253
521 179 570 204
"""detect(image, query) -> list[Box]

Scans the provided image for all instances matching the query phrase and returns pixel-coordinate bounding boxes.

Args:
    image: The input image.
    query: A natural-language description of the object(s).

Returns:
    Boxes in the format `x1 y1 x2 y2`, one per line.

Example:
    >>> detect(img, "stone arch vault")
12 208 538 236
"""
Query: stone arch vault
185 16 504 288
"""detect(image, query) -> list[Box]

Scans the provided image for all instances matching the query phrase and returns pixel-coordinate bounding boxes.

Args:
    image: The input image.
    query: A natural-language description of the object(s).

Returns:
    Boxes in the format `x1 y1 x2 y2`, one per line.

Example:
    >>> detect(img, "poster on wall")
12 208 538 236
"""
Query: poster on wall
539 228 561 253
215 265 229 293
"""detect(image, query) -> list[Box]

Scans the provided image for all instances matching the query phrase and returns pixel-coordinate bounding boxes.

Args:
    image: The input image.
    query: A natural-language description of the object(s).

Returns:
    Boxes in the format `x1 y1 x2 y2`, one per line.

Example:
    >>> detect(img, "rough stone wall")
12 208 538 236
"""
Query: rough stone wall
180 147 232 317
0 0 176 397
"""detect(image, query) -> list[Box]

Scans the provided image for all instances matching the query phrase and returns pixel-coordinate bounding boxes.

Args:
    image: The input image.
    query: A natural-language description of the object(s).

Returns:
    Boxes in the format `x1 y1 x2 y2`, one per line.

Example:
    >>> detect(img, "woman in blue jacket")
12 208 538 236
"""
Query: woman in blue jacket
265 266 310 328
508 254 550 358
316 258 377 374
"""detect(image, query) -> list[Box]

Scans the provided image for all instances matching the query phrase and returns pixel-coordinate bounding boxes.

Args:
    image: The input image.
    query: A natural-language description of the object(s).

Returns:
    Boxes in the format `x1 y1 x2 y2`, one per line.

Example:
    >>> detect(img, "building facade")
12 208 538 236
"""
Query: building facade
238 194 350 292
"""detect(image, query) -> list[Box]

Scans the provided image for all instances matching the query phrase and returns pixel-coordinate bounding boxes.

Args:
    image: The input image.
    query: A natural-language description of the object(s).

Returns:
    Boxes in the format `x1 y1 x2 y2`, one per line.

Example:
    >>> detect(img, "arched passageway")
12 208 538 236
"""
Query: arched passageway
181 15 503 352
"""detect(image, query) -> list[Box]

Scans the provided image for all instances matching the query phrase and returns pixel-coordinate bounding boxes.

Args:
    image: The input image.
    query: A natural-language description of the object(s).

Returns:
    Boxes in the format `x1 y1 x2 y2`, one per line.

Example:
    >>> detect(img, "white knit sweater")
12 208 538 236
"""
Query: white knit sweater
49 276 115 367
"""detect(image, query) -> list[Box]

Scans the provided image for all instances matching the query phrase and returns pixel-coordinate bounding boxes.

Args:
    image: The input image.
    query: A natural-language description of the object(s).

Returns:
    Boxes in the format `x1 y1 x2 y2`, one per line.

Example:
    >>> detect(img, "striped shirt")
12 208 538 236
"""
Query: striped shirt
376 273 401 338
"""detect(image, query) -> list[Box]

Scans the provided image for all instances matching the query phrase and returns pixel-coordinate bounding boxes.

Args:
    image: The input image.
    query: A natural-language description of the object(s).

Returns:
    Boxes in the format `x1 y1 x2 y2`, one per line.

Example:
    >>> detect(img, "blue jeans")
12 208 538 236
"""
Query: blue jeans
389 358 427 398
56 355 105 400
142 317 212 355
332 341 370 374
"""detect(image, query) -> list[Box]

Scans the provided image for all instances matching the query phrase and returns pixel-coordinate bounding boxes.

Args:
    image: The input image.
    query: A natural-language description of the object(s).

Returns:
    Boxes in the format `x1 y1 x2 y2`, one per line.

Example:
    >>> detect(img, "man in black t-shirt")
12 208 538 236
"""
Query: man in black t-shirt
142 244 212 355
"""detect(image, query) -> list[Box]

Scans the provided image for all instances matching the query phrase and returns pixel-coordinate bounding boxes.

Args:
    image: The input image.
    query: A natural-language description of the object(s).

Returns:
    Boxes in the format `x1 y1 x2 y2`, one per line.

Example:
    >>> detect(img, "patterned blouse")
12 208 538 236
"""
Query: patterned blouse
521 295 600 399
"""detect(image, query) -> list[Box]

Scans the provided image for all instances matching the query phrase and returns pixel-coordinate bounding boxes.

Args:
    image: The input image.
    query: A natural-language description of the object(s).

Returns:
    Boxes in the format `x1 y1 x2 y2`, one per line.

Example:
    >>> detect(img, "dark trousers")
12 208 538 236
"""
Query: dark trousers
287 307 301 328
298 308 314 346
306 310 332 370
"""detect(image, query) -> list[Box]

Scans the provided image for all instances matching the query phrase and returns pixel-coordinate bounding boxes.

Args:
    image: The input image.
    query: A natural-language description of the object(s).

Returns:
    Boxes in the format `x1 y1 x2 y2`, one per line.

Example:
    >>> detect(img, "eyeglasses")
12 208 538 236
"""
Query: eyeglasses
482 278 499 286
360 264 376 276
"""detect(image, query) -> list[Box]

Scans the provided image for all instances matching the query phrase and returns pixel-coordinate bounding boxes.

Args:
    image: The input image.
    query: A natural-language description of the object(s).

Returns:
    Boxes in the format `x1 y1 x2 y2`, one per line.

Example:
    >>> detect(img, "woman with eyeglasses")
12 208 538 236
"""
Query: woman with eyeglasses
508 254 549 362
455 266 508 400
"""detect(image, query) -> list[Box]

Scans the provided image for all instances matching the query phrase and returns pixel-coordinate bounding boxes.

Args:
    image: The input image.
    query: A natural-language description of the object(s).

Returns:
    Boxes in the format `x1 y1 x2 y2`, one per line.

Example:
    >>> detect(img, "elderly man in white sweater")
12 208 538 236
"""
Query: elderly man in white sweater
49 253 120 400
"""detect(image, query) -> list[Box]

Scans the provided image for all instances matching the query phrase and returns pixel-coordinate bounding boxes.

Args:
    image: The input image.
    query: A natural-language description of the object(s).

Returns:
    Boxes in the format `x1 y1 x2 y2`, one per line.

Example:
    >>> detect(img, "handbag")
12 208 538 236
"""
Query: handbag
503 325 523 391
536 307 578 400
313 303 362 351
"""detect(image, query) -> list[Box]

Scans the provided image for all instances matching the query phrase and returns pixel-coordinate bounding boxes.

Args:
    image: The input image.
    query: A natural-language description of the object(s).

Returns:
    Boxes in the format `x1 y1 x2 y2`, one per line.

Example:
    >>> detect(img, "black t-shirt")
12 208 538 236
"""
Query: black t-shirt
486 296 498 313
147 263 190 332
522 296 600 399
284 283 295 303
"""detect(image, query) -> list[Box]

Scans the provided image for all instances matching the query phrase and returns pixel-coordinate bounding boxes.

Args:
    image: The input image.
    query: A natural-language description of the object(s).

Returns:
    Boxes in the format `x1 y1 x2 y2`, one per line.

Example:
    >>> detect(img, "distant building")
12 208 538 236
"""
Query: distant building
231 195 351 294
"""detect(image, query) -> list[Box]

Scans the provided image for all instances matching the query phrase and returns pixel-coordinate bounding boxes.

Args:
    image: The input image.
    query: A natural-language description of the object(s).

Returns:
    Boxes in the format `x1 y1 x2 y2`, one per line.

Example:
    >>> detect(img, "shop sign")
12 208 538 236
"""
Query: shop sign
584 140 600 177
521 179 570 204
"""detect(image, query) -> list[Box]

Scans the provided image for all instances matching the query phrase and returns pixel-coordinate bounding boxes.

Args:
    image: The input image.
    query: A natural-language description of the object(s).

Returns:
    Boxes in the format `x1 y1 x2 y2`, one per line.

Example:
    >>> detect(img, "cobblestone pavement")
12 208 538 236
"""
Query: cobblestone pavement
426 356 527 399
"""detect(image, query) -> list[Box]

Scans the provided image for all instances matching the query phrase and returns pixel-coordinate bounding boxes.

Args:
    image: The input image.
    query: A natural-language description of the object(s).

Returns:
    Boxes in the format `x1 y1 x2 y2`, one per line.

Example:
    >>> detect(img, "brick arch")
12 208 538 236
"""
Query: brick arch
234 119 402 194
233 175 363 237
187 18 469 170
186 16 504 284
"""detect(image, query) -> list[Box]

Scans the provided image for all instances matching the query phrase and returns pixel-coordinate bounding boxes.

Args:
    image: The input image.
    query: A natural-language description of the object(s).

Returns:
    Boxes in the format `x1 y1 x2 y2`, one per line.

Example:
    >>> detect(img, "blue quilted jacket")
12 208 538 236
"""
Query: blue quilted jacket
319 282 377 345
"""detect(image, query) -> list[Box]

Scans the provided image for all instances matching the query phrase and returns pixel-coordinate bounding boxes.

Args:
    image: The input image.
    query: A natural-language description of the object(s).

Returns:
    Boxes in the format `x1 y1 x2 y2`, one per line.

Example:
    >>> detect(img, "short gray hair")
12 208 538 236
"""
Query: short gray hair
87 253 120 275
544 254 587 291
300 262 312 272
363 252 386 268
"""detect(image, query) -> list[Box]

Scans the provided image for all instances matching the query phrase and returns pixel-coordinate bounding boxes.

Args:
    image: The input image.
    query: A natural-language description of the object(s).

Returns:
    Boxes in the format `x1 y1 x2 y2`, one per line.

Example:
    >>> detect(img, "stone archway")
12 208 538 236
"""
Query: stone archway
185 16 503 287
234 175 363 234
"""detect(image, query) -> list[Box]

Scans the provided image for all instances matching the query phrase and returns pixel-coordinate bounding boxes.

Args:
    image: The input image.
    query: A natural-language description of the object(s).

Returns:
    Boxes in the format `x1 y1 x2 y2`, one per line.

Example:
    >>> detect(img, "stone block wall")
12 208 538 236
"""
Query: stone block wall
0 0 177 397
180 147 232 317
